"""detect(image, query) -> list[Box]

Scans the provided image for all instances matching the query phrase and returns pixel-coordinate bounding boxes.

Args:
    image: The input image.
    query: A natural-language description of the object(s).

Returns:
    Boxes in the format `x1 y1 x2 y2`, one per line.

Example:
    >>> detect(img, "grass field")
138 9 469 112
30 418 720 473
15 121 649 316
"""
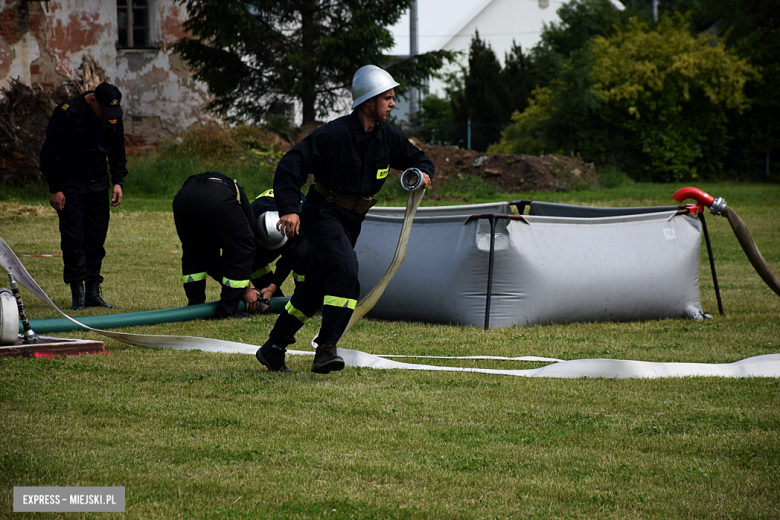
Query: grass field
1 181 778 518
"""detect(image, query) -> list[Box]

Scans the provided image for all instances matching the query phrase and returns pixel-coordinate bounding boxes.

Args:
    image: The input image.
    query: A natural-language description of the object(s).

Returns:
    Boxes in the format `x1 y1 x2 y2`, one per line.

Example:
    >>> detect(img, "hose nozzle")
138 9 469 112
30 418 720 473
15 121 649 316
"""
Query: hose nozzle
400 168 424 191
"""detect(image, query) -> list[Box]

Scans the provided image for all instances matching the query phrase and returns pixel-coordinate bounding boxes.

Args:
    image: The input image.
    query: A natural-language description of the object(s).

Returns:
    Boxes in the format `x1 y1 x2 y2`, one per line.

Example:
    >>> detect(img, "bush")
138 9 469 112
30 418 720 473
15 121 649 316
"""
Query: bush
128 124 283 199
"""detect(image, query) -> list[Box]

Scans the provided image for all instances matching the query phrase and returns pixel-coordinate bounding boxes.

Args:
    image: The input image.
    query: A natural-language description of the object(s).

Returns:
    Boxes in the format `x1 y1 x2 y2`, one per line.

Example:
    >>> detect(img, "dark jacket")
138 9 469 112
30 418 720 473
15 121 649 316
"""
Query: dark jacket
40 91 128 194
272 111 435 219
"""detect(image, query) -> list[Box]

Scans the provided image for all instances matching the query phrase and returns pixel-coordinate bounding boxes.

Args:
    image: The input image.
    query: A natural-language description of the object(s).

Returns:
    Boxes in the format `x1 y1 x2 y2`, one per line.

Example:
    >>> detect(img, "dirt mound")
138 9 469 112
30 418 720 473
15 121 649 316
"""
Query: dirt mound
411 138 597 193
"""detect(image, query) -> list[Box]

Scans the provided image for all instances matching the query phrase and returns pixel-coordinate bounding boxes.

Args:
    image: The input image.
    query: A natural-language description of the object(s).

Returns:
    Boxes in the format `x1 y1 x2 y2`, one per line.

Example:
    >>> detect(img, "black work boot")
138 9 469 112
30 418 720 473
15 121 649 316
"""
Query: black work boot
70 282 85 310
84 282 115 308
255 341 292 373
311 344 345 374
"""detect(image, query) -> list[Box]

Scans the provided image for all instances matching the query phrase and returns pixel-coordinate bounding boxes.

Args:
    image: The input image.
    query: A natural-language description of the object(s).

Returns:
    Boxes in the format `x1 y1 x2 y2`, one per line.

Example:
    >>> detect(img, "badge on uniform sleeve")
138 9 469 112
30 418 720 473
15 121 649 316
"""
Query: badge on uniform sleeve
376 166 389 180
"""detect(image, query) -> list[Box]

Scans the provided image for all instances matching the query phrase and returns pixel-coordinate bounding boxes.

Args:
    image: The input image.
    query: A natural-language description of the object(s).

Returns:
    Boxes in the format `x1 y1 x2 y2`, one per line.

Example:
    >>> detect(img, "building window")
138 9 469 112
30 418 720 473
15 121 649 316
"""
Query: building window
117 0 149 48
538 0 549 8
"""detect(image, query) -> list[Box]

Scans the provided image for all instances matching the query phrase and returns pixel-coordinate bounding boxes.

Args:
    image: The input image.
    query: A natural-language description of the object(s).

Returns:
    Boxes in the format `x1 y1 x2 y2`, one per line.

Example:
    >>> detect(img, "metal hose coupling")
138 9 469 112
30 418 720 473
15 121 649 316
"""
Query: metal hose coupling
400 168 424 191
709 197 727 216
7 273 37 344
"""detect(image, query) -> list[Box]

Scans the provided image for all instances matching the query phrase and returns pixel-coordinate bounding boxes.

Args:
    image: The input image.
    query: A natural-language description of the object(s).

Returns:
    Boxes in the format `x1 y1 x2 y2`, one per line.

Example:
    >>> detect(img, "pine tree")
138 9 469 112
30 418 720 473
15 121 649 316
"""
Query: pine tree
452 31 508 151
175 0 454 125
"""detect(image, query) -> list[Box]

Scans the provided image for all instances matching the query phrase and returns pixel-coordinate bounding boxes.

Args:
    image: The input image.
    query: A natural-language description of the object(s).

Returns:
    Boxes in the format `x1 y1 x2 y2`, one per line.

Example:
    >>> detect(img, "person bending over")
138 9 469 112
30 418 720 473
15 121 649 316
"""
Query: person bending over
172 171 263 319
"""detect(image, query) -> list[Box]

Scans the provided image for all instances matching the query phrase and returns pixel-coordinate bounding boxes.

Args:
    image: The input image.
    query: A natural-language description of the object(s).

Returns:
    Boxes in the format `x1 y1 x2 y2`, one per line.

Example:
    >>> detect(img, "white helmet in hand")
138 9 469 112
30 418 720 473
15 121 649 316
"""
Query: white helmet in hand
256 211 288 250
352 65 400 109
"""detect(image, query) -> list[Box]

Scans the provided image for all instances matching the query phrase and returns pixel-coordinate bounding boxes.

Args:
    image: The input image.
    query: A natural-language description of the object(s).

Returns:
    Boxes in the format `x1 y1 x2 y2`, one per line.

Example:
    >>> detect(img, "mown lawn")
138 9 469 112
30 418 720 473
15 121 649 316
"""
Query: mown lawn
0 182 778 518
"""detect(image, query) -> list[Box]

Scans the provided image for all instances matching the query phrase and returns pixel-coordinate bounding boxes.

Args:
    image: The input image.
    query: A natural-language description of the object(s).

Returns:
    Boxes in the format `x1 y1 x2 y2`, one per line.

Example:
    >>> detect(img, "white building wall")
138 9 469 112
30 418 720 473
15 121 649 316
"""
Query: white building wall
388 0 622 124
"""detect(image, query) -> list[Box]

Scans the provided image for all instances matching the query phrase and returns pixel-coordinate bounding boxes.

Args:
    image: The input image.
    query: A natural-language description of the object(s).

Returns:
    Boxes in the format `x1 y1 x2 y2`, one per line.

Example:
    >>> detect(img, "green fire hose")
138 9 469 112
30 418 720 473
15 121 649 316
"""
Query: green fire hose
18 298 289 334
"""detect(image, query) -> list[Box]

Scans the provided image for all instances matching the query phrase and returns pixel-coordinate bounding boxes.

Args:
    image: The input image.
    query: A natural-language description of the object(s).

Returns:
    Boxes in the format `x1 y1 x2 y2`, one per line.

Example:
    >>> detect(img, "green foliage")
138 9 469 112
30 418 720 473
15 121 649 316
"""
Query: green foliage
488 86 557 156
413 93 461 145
128 125 280 199
174 0 455 125
490 0 629 159
261 114 298 143
447 32 536 152
530 0 628 88
724 26 780 180
597 164 636 189
493 10 760 183
591 14 760 181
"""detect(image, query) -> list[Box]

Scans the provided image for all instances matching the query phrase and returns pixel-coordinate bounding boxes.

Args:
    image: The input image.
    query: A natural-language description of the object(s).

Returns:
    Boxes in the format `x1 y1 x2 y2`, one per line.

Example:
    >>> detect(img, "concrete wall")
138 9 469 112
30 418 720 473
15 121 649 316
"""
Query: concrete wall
0 0 216 147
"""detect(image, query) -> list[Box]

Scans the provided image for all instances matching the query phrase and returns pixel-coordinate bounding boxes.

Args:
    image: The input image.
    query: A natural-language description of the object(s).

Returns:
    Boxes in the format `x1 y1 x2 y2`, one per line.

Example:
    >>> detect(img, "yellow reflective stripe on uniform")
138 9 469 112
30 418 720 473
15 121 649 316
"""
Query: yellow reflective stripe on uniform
183 272 207 283
376 165 389 179
255 189 274 200
285 301 309 322
293 271 305 283
323 295 357 310
61 103 70 111
222 277 250 288
251 265 272 279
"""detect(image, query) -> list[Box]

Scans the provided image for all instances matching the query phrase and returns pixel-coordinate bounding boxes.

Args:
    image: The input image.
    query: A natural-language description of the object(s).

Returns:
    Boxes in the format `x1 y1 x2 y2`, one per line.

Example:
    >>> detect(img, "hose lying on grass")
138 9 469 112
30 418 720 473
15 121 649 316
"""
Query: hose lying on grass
2 235 780 378
16 298 290 335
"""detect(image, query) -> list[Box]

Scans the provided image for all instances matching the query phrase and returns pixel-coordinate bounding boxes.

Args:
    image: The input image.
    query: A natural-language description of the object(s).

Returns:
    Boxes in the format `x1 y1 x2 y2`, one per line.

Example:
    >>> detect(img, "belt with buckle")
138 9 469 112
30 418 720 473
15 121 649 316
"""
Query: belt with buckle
314 182 377 214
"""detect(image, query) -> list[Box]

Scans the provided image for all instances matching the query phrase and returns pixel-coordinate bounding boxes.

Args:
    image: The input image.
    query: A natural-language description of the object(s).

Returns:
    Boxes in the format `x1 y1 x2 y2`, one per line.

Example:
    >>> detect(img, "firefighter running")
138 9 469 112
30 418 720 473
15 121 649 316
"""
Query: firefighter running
255 65 435 374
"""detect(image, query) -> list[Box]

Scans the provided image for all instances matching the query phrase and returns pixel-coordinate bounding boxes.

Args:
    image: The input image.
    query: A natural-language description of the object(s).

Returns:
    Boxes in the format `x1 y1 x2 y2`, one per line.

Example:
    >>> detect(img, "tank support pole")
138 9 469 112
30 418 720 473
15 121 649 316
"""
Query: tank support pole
484 216 497 330
698 212 724 316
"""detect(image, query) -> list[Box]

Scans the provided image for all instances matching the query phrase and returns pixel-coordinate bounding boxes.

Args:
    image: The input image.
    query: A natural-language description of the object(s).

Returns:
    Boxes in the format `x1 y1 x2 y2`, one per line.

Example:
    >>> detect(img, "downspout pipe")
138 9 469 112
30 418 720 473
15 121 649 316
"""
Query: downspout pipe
673 187 780 298
19 297 290 335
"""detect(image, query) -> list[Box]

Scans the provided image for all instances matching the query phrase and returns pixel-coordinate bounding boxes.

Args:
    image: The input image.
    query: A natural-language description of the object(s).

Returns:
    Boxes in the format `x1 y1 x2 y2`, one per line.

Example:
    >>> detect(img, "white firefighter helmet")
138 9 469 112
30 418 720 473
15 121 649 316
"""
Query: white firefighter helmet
351 65 400 109
256 210 288 250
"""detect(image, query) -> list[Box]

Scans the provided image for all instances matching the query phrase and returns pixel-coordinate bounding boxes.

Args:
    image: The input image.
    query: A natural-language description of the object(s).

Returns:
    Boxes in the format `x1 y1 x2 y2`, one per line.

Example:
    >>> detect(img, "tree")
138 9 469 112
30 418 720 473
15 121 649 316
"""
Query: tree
530 0 628 89
446 32 535 151
590 14 760 180
501 42 536 118
174 0 455 125
492 13 759 181
413 94 458 145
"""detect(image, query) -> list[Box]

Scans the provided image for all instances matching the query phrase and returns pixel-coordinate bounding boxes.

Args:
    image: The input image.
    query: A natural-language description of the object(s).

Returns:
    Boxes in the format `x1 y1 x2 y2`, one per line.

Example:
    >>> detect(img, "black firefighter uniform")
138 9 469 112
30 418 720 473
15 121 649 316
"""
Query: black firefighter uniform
172 171 257 318
39 91 128 286
267 110 435 348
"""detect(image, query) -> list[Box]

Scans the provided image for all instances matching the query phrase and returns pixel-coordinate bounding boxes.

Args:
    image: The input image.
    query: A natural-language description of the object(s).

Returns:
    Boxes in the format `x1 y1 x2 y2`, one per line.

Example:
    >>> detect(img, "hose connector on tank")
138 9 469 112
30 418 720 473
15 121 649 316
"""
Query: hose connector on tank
709 196 727 216
672 187 728 215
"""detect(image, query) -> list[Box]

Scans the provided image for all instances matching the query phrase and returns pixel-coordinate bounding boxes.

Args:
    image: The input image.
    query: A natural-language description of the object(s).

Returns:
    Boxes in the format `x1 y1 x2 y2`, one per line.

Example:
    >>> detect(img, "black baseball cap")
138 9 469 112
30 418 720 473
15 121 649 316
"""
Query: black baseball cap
94 82 123 119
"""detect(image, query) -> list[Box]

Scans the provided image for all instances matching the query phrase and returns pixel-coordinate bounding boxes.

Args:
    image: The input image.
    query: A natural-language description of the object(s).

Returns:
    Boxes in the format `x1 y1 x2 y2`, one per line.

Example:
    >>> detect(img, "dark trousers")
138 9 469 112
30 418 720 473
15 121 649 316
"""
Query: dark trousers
250 237 311 296
268 217 360 348
172 180 255 317
57 187 110 285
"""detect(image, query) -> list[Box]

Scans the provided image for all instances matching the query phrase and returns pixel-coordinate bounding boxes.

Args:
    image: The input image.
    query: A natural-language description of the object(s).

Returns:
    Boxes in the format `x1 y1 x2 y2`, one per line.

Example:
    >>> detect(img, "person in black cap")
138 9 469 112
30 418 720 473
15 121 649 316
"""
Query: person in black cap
40 82 128 310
